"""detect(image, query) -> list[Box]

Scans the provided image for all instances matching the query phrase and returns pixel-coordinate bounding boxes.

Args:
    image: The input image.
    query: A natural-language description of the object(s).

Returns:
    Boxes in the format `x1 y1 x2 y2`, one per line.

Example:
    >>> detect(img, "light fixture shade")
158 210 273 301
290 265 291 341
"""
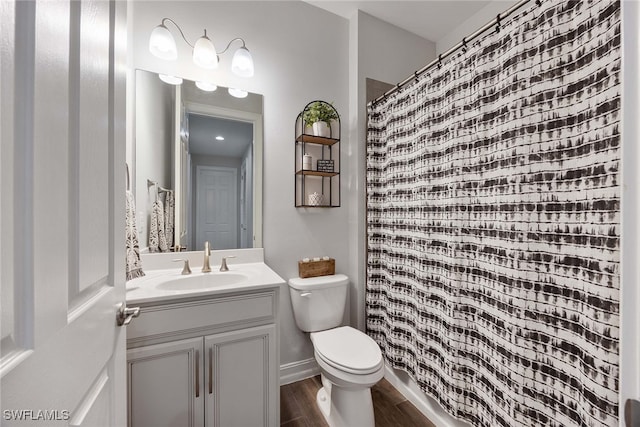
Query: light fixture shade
231 47 254 78
149 24 177 60
195 81 218 92
193 34 218 69
228 87 248 98
158 74 183 85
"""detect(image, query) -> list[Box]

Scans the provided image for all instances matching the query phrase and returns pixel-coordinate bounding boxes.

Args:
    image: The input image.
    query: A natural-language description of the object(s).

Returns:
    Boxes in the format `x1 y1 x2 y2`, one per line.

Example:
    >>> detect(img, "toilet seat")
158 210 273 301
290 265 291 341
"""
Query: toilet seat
311 326 383 375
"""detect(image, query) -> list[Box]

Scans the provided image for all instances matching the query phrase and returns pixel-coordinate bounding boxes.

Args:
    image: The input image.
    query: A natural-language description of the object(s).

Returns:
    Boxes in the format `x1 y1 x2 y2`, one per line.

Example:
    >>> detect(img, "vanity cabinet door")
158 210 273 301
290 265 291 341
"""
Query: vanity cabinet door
204 324 278 427
127 338 205 427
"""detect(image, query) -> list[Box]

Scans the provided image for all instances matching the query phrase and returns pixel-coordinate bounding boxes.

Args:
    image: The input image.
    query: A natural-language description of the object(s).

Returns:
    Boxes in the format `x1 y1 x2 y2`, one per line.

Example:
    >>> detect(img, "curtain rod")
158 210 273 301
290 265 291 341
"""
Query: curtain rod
370 0 538 106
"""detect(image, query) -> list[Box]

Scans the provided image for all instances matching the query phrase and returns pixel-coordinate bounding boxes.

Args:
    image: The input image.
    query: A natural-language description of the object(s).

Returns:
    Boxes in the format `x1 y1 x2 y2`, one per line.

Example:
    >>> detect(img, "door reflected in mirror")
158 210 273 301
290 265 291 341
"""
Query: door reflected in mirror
133 69 263 251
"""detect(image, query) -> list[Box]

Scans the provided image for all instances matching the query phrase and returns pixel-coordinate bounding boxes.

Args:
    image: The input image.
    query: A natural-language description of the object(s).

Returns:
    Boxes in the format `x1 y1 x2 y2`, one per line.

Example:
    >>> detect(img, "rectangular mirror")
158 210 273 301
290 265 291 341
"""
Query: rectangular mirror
133 69 263 251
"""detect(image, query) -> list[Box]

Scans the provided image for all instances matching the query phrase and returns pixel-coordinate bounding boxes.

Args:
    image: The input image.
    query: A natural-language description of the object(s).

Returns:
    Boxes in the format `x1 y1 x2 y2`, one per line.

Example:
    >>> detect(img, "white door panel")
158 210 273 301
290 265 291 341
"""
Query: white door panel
76 0 111 293
195 166 237 250
1 0 127 426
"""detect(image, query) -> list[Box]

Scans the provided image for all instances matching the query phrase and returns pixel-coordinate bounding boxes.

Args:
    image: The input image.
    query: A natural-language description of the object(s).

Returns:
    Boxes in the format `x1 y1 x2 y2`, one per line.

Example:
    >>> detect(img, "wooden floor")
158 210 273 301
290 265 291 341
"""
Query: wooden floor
280 376 436 427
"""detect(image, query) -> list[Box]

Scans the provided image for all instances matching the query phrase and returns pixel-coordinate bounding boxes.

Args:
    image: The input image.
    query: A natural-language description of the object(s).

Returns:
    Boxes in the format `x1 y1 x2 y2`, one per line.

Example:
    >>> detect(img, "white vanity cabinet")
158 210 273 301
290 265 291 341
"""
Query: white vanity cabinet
126 287 279 427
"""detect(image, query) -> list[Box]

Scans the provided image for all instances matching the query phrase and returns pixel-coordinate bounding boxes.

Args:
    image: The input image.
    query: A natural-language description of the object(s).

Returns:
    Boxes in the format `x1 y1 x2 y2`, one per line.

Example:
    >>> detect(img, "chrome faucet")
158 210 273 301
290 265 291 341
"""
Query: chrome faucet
202 241 212 273
220 255 236 272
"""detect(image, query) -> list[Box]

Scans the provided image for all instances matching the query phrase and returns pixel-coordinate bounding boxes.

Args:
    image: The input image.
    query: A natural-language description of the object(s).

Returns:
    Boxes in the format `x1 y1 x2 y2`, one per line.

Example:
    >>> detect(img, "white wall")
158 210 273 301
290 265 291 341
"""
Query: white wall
129 1 350 368
347 10 436 330
436 0 519 54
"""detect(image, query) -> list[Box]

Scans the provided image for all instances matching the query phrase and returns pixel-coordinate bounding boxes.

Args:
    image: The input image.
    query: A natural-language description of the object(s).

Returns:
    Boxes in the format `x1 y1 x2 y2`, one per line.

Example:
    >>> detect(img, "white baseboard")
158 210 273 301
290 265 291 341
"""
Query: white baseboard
280 357 320 385
383 364 470 427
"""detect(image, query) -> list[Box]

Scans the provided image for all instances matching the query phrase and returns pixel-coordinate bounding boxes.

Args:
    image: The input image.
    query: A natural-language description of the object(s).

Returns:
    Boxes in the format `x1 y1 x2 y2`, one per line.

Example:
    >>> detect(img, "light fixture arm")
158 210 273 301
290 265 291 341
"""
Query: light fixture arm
217 37 248 55
160 17 196 49
160 19 247 55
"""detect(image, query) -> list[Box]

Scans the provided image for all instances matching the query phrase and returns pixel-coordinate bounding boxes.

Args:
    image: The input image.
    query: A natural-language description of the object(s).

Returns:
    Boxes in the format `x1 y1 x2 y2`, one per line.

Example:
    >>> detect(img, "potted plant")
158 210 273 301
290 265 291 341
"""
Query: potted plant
303 101 338 137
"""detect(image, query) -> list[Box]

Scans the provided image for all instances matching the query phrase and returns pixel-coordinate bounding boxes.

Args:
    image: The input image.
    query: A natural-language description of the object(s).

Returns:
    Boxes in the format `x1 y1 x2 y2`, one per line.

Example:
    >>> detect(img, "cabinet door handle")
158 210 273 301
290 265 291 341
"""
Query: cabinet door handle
208 347 213 394
195 350 200 398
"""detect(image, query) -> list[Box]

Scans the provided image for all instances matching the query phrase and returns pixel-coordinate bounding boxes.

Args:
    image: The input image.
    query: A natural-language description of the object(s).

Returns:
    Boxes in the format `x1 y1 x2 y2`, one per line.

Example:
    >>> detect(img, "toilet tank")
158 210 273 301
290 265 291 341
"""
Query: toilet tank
288 274 349 332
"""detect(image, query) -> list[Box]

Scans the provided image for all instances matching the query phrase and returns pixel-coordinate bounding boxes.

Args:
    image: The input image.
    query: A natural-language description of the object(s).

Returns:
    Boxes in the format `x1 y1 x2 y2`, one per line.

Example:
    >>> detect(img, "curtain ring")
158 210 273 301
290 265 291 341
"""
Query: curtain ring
462 37 467 53
414 71 419 83
536 0 542 6
496 14 501 32
438 53 443 68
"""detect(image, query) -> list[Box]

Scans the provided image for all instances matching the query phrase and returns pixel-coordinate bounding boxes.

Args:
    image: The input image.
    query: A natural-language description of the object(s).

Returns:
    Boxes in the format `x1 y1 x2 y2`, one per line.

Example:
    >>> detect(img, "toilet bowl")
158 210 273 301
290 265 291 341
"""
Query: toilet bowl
288 275 384 427
312 326 384 426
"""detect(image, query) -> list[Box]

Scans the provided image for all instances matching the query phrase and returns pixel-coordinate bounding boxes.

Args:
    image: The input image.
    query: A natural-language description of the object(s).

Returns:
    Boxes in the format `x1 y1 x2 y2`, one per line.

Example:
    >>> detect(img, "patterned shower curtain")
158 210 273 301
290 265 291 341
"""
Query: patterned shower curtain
366 1 620 426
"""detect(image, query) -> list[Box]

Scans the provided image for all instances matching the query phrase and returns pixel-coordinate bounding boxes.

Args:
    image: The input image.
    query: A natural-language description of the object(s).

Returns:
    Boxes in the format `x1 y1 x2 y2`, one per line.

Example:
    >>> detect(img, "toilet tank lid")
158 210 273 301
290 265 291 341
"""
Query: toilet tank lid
289 274 349 290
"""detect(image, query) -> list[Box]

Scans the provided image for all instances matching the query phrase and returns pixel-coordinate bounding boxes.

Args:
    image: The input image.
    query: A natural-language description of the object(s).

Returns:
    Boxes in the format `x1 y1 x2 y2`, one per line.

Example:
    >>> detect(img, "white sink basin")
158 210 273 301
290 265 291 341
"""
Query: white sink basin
155 273 249 291
126 253 287 304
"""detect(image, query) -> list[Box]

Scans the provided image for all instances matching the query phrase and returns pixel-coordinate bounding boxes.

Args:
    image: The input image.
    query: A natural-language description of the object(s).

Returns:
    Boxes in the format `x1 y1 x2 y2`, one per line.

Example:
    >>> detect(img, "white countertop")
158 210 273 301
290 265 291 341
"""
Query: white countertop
127 249 285 304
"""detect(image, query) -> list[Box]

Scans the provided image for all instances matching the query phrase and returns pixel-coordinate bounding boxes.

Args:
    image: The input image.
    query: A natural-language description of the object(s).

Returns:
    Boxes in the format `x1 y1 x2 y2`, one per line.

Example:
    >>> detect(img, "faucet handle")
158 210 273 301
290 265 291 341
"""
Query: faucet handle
172 259 192 275
220 255 236 272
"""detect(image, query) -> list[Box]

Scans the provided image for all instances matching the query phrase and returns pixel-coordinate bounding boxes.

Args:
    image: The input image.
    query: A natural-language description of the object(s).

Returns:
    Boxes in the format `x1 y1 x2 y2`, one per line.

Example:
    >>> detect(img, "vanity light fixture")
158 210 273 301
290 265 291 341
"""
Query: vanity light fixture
215 136 225 141
231 46 254 78
149 18 254 78
228 87 248 98
158 74 183 85
149 22 177 60
192 30 218 69
195 81 218 92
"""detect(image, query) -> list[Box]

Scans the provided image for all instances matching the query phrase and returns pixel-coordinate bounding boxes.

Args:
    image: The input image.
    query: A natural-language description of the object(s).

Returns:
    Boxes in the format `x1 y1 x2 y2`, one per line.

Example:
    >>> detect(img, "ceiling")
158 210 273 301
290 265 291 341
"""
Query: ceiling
304 0 493 42
189 114 253 159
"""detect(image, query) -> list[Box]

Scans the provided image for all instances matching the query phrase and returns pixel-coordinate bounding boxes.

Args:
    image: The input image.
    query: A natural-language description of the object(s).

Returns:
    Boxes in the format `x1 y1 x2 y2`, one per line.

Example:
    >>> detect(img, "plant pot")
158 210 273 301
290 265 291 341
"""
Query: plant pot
312 121 330 138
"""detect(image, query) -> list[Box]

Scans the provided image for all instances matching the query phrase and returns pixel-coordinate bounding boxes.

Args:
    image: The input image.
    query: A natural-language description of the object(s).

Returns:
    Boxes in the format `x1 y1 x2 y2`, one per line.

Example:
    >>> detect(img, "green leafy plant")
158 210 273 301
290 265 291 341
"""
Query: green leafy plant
302 101 339 126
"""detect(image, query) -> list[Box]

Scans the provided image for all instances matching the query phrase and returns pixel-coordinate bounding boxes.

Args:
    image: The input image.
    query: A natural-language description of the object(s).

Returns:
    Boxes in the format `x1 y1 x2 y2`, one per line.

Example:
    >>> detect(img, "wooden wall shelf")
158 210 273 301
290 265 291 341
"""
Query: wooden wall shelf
296 134 339 146
296 170 339 177
295 101 341 208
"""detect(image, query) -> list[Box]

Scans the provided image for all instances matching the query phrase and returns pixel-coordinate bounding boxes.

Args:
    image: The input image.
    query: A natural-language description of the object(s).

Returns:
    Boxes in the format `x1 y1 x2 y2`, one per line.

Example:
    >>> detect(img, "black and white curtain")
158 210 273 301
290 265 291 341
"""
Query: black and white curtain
366 1 621 426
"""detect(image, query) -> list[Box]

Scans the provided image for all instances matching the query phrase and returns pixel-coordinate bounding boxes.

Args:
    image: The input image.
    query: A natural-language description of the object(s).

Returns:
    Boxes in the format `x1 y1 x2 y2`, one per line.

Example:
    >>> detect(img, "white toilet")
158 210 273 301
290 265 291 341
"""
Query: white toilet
288 274 384 427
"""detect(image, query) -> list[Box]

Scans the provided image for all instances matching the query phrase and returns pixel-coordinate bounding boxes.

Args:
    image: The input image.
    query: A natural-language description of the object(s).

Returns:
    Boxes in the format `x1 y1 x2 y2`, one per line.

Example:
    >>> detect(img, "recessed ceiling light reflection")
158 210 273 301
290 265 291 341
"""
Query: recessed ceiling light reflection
158 74 183 85
196 81 218 92
228 87 248 98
